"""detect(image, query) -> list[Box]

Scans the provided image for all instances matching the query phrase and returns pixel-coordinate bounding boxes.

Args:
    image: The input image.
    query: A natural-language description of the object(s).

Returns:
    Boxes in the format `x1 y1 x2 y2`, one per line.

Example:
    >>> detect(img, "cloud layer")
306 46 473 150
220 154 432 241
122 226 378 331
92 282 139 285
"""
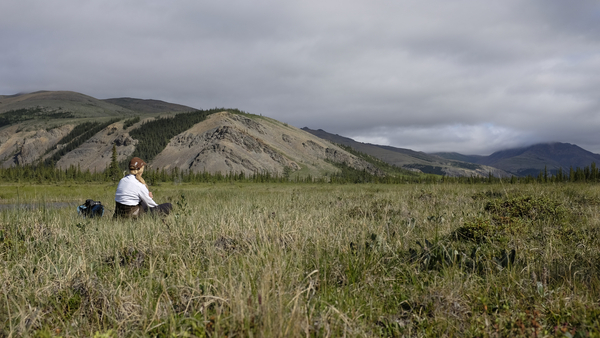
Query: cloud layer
1 0 600 154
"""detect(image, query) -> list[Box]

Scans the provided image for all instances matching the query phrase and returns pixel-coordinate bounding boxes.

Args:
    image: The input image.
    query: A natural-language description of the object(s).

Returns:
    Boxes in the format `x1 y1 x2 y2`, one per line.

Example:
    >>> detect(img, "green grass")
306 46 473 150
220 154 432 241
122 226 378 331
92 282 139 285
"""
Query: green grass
1 182 600 337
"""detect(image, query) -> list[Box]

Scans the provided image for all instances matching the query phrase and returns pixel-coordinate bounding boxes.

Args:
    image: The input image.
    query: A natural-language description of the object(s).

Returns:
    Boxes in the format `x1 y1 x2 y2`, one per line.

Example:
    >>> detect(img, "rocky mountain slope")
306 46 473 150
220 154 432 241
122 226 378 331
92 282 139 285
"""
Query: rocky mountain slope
54 121 140 172
52 111 382 177
152 112 381 176
0 91 381 177
0 124 74 166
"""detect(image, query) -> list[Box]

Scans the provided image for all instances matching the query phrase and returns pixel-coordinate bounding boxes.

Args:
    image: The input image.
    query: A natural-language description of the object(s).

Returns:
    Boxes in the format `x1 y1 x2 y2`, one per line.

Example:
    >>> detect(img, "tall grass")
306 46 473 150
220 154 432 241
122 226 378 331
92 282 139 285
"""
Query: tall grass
1 183 599 337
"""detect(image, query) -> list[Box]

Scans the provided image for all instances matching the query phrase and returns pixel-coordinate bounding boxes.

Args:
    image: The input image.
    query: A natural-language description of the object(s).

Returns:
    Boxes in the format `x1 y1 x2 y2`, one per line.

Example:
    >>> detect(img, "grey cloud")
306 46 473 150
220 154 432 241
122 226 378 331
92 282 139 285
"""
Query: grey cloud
1 0 600 154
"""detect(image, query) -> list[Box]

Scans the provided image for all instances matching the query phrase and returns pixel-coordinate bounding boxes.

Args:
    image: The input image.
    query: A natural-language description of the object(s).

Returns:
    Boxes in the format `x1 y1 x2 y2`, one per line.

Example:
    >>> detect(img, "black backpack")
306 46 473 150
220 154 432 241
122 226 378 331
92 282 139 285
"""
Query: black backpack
77 199 105 218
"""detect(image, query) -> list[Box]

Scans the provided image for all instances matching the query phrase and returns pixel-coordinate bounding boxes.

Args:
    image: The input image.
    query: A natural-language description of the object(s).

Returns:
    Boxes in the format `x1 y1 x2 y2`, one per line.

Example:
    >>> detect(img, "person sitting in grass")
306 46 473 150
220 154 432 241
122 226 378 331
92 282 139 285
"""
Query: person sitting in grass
113 157 172 218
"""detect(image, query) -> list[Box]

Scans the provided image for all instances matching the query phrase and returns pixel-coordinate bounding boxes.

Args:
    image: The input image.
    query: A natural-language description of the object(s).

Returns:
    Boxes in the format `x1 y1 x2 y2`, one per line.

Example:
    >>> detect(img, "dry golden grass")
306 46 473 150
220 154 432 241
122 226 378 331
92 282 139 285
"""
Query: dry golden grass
1 182 599 337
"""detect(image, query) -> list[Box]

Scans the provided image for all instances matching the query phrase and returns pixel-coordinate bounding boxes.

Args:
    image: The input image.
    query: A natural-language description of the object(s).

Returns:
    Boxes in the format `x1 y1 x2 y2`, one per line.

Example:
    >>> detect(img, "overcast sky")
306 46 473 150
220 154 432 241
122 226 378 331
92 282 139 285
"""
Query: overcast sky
1 0 600 155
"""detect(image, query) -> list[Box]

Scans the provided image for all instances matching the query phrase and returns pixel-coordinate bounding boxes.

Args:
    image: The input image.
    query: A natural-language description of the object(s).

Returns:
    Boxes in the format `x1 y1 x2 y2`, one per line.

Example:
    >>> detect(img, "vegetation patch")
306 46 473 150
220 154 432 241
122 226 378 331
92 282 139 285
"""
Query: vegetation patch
56 122 102 146
484 195 566 223
327 160 434 183
104 246 149 268
451 217 495 243
44 118 121 165
347 199 401 220
573 194 600 206
471 190 504 200
335 144 419 178
122 116 140 129
0 107 76 128
449 160 482 170
404 163 446 175
407 238 516 273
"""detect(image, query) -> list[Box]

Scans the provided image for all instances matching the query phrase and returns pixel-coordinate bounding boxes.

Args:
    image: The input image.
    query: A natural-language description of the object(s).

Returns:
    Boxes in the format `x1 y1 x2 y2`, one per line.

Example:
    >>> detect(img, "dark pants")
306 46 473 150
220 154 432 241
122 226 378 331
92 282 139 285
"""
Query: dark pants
146 203 173 215
114 202 141 218
114 202 172 218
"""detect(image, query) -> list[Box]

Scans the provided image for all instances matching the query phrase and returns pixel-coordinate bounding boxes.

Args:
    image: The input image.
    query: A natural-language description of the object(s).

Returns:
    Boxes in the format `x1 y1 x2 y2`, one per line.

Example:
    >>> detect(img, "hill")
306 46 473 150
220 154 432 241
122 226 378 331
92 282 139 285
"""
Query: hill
434 143 600 176
0 91 136 118
151 112 380 177
302 128 508 177
103 97 196 114
0 91 382 179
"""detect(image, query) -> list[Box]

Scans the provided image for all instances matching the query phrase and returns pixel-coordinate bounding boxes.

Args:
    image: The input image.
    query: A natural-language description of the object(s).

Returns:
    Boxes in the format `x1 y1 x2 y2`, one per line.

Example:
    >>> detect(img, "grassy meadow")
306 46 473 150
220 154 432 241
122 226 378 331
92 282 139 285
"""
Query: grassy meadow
1 182 600 337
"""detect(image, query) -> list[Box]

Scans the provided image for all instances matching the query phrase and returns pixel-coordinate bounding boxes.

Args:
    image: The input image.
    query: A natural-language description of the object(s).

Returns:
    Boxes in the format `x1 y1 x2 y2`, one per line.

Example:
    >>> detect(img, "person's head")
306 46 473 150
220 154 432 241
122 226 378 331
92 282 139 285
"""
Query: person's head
129 157 148 187
129 157 147 175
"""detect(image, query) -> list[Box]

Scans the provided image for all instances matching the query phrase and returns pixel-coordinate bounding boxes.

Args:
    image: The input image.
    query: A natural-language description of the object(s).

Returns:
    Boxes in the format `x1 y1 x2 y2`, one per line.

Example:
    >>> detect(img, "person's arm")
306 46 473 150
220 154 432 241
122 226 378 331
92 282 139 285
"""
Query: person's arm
138 185 158 208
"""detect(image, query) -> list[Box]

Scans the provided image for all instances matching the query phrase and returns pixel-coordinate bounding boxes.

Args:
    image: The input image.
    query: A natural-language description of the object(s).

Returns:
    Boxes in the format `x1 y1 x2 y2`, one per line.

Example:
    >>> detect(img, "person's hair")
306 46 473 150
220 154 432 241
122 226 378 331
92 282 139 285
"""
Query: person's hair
129 166 148 189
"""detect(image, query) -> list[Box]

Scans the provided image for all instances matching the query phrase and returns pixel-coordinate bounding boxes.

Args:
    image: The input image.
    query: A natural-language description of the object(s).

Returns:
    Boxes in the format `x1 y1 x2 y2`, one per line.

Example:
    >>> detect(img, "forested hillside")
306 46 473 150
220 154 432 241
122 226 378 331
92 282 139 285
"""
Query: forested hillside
44 119 121 166
126 108 245 166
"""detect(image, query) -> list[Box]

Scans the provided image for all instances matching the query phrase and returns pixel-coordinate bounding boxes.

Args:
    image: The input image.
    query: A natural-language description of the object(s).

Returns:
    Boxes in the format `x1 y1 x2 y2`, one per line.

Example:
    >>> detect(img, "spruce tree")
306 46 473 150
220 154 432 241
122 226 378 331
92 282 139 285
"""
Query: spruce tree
107 144 121 182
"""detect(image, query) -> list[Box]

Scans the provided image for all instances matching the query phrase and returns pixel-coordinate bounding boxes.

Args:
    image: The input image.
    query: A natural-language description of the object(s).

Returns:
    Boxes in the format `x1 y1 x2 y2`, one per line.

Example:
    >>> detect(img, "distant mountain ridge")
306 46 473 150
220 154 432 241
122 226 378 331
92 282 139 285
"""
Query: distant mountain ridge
302 128 509 177
0 91 197 117
0 91 134 117
434 143 600 176
303 128 600 177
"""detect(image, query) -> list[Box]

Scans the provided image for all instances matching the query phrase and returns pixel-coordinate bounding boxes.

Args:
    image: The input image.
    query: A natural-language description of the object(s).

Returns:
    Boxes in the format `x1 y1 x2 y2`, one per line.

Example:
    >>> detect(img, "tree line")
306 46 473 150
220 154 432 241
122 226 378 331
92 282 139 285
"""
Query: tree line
2 161 600 185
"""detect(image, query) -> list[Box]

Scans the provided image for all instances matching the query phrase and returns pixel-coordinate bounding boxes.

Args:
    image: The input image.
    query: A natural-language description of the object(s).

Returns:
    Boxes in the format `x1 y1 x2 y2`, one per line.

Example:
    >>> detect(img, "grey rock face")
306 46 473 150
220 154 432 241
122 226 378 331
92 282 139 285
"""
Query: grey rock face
0 125 72 167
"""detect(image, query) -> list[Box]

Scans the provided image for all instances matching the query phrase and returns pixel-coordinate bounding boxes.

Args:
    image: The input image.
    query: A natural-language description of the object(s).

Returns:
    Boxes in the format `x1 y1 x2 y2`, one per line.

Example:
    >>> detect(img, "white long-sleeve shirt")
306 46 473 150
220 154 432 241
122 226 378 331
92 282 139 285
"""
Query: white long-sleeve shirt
114 174 158 208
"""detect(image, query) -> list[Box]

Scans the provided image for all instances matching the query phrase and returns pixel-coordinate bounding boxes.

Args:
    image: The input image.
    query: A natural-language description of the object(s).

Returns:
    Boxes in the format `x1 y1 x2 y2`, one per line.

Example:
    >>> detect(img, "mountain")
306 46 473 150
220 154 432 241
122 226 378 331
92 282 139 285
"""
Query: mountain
4 90 597 179
434 143 600 176
0 91 381 178
302 128 509 177
151 113 380 176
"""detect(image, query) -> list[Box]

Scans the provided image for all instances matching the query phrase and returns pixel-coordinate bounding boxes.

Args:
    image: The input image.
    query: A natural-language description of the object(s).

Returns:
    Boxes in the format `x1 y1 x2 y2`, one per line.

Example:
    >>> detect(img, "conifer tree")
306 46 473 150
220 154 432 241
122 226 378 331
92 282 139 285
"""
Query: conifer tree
107 144 121 182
